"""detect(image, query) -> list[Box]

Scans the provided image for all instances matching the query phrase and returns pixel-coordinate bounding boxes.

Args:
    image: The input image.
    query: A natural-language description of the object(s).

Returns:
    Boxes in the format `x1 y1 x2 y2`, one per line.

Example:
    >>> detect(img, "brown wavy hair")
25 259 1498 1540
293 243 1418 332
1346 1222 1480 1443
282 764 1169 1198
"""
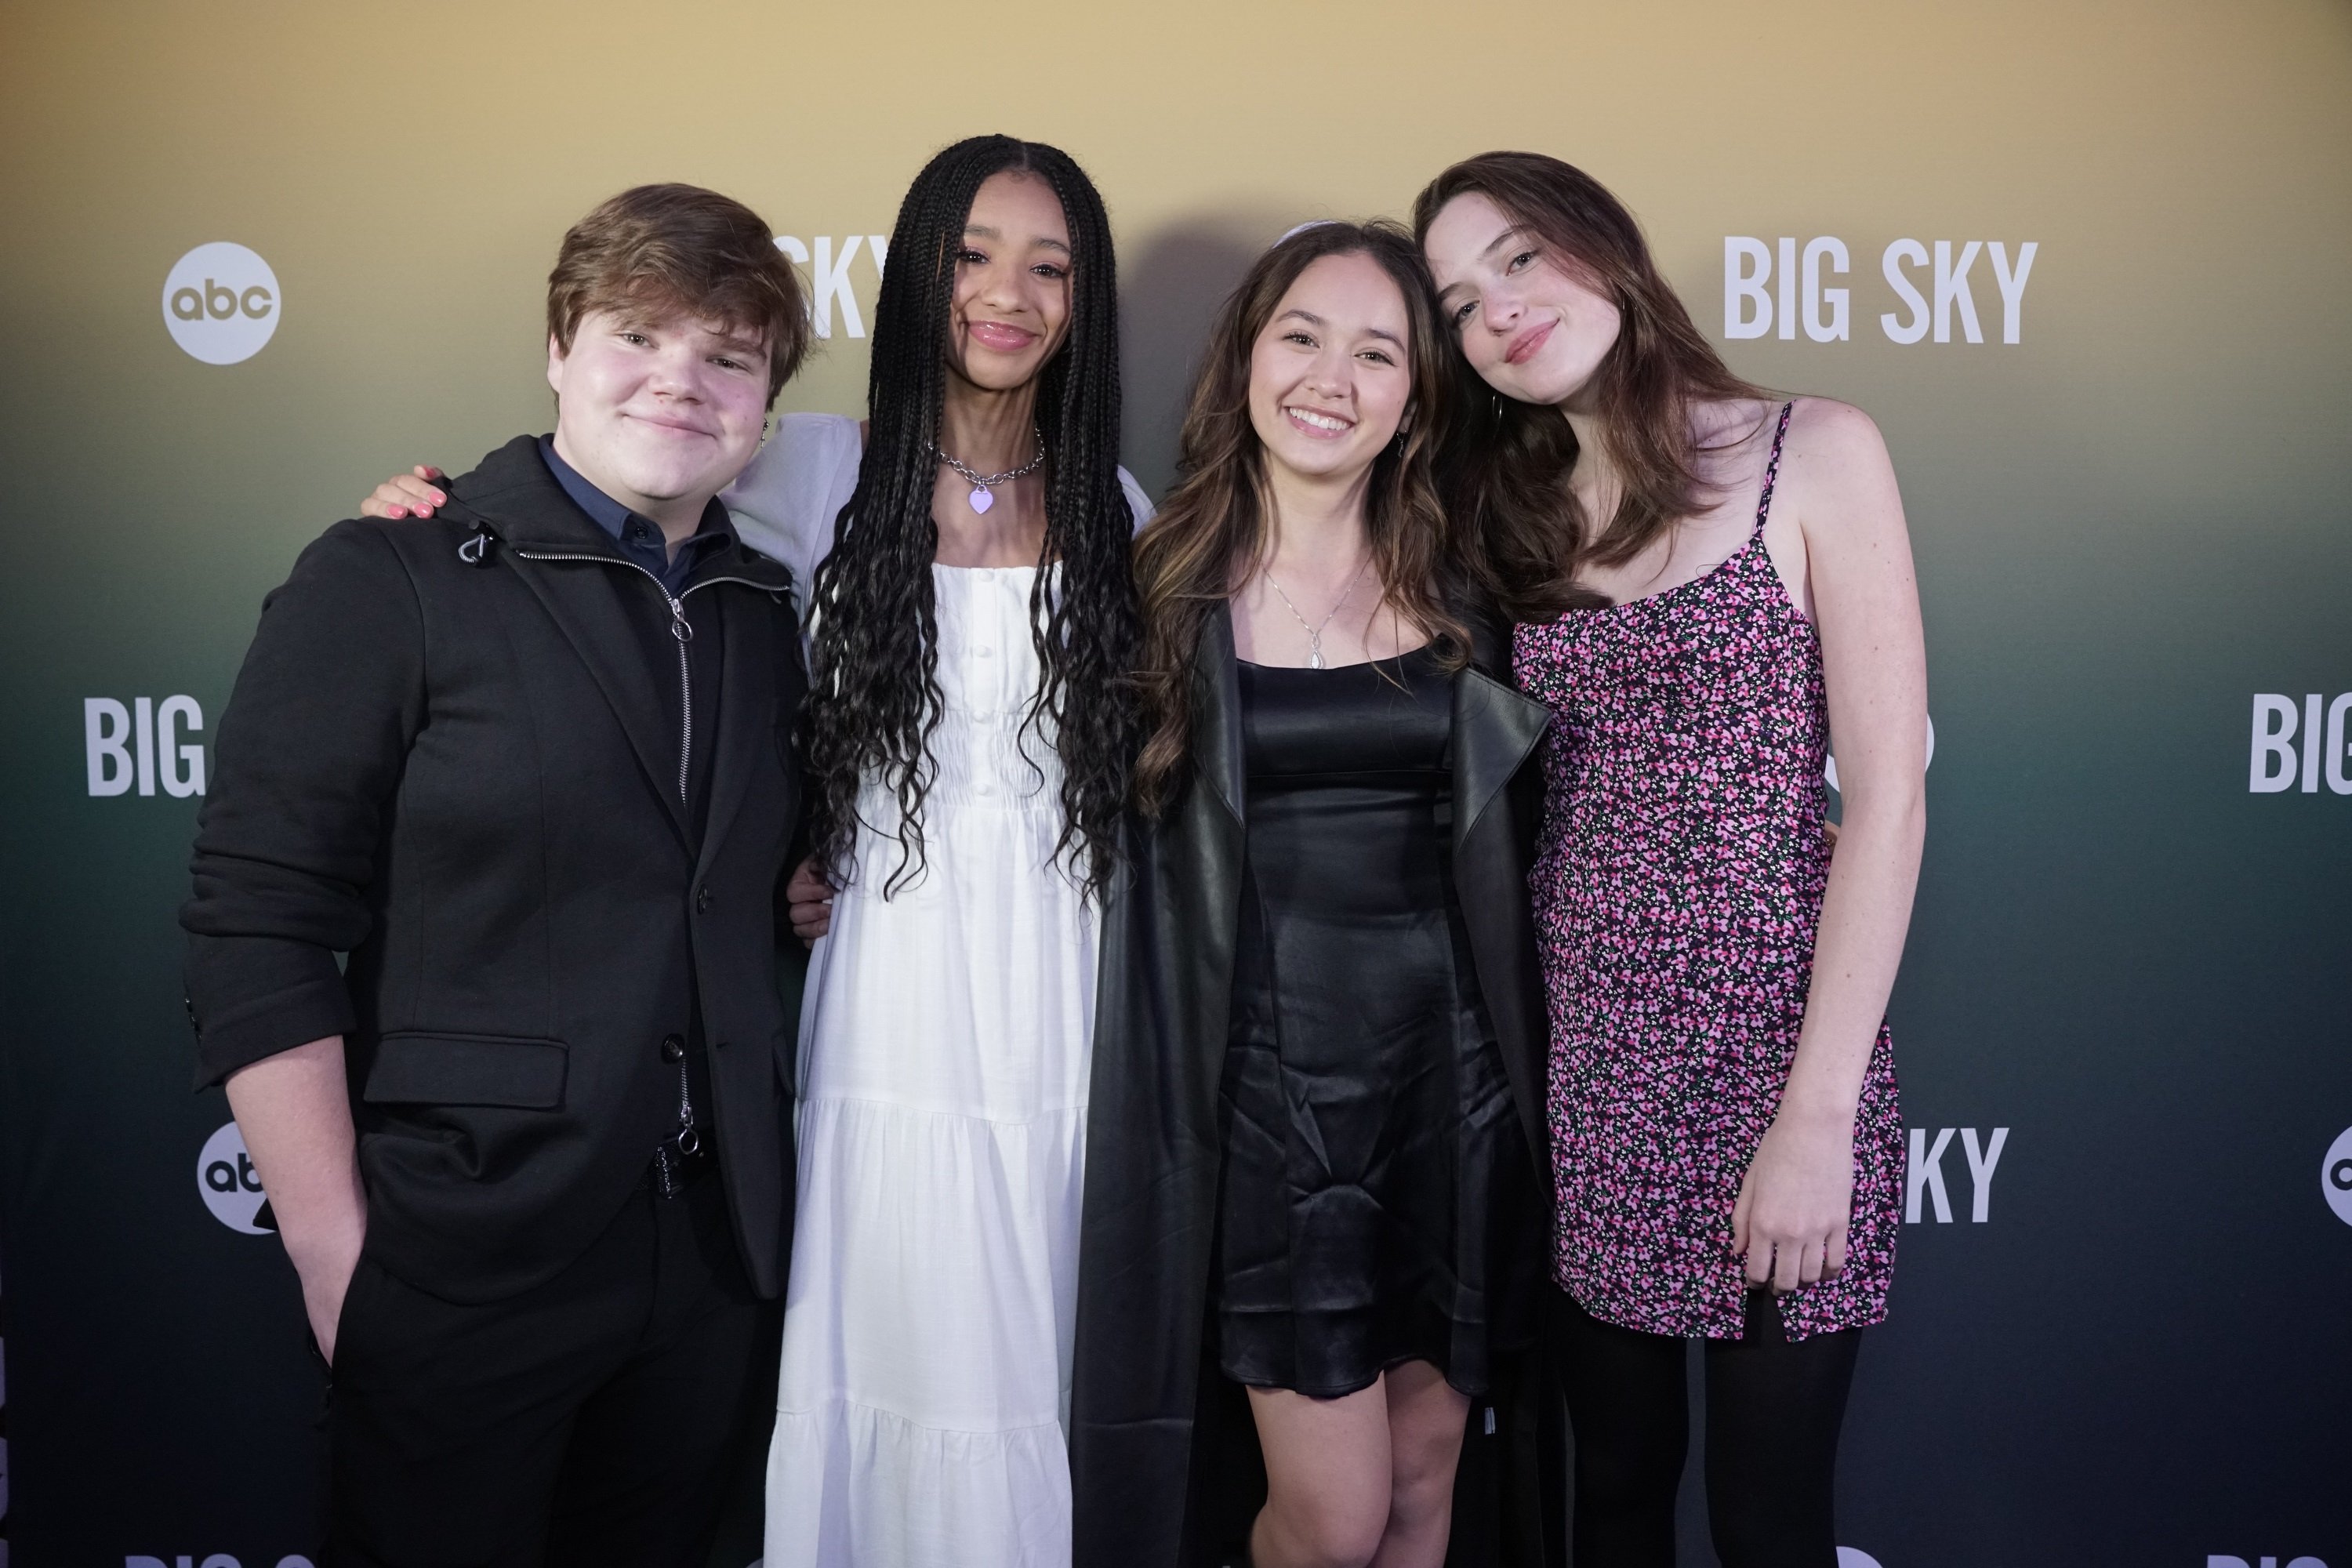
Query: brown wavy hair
546 183 810 405
1131 220 1472 816
1410 151 1766 622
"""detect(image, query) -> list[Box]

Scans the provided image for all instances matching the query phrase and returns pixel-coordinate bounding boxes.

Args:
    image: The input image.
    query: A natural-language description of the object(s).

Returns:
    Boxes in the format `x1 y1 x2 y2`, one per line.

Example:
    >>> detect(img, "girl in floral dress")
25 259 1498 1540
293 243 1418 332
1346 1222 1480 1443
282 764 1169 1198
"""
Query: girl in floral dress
1419 153 1929 1567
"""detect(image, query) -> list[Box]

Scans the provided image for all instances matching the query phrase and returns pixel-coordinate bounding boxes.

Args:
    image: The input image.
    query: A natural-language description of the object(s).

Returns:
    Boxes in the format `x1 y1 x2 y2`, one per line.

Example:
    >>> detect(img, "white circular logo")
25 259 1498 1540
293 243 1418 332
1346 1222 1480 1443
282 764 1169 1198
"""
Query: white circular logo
1838 1551 1885 1568
2323 1126 2352 1227
197 1120 273 1234
162 241 281 364
1827 714 1934 794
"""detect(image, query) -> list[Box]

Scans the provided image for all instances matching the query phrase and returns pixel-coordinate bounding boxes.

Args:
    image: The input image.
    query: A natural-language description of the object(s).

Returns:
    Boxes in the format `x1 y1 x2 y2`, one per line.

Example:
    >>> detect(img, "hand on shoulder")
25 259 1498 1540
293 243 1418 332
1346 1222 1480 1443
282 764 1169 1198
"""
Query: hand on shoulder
360 465 448 520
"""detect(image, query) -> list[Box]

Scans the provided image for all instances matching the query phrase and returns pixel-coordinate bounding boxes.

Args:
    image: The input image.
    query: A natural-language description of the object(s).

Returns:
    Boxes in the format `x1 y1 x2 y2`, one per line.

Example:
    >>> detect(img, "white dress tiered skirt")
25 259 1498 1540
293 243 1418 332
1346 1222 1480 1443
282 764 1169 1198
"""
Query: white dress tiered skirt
761 563 1095 1568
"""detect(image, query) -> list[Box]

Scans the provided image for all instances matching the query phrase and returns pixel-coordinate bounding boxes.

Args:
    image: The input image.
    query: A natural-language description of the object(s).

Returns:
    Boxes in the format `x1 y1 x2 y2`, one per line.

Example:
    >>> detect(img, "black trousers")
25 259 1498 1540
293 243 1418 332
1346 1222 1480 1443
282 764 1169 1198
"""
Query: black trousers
1555 1287 1861 1568
327 1162 772 1568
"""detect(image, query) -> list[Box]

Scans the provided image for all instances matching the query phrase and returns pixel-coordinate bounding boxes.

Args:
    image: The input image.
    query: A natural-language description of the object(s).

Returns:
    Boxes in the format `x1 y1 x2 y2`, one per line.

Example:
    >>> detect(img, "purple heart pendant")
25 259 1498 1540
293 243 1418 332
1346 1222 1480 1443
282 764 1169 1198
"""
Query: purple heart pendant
968 485 994 514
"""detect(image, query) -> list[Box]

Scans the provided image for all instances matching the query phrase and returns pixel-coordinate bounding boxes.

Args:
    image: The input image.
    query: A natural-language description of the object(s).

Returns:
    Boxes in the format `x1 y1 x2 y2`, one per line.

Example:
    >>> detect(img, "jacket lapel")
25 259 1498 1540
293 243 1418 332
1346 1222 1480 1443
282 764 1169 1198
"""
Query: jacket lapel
1450 659 1552 849
448 438 691 847
1192 605 1247 825
506 554 692 846
692 546 797 879
1450 624 1559 1200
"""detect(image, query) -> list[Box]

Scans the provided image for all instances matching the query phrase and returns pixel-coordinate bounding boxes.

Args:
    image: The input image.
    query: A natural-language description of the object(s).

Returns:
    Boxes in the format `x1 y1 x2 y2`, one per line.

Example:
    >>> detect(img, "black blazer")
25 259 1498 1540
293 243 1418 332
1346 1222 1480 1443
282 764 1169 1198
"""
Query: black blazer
183 435 807 1304
1069 608 1566 1567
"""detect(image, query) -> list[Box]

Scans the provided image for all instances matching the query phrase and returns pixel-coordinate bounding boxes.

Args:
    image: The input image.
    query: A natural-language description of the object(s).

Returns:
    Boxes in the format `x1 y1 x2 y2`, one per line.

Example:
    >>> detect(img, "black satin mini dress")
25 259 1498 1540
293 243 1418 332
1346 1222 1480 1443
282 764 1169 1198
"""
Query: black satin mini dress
1212 647 1541 1399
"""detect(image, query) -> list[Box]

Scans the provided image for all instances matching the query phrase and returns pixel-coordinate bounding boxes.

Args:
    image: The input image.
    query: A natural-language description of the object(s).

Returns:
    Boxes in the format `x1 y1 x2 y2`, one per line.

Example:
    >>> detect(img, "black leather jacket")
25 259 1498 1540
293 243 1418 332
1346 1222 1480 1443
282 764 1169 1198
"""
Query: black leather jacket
1070 605 1566 1566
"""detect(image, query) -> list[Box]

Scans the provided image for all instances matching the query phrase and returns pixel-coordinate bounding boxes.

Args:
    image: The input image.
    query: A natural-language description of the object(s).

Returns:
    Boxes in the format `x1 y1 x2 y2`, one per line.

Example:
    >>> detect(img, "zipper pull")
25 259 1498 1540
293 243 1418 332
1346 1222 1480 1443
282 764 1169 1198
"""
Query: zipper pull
673 1056 700 1156
458 526 499 567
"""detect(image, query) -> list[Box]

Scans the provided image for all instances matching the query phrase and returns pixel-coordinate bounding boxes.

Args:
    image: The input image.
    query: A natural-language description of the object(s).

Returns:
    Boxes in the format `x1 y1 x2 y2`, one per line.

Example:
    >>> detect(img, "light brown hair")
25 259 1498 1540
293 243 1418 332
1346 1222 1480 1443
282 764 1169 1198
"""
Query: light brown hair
1131 220 1472 816
1411 152 1766 622
546 183 810 405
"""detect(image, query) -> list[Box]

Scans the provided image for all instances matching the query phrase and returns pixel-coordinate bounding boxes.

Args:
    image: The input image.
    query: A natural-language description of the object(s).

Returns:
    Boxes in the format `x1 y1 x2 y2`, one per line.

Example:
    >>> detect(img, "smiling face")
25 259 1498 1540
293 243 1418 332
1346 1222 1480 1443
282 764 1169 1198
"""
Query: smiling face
546 303 771 530
1423 190 1621 410
1246 251 1414 488
945 169 1074 393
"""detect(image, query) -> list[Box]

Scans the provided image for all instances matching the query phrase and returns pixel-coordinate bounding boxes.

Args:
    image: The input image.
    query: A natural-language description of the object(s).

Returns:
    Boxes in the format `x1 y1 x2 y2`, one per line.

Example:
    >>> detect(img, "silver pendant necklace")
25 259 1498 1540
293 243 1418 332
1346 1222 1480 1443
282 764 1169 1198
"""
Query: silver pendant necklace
935 430 1046 515
1263 558 1370 670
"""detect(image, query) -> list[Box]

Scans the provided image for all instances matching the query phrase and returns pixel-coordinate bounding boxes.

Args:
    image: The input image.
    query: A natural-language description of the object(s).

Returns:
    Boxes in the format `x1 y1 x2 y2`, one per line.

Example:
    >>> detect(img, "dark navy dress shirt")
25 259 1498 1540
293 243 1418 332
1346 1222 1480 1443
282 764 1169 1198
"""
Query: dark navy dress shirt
539 436 734 598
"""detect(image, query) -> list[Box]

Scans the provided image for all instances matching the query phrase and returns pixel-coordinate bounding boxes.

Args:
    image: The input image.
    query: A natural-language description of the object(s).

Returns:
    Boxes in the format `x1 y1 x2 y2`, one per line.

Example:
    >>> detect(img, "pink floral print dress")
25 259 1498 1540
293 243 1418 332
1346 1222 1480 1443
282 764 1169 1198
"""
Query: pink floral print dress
1512 404 1903 1341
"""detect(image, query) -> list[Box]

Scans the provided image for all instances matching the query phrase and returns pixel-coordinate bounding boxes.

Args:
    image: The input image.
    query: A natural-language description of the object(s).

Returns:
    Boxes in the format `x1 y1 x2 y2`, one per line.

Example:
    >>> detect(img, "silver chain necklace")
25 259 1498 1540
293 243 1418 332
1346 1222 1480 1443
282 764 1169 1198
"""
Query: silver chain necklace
935 430 1046 515
1262 557 1371 670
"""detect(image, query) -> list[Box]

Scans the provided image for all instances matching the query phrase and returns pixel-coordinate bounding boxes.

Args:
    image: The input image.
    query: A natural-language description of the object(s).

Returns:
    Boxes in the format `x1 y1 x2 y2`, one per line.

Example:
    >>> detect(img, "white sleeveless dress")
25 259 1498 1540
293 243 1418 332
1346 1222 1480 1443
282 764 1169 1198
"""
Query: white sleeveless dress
724 414 1152 1568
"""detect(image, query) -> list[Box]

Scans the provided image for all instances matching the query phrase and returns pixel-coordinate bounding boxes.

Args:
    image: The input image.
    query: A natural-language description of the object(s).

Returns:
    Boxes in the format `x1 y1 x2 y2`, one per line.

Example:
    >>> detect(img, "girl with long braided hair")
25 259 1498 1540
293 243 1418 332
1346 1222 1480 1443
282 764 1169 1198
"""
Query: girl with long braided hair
357 134 1147 1568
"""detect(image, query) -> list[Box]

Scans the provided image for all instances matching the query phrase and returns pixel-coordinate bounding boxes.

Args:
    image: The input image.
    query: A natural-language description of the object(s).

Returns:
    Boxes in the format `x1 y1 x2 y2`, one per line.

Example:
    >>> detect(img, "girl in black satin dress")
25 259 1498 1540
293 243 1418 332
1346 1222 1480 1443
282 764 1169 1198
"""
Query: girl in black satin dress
1069 222 1560 1568
1217 648 1537 1406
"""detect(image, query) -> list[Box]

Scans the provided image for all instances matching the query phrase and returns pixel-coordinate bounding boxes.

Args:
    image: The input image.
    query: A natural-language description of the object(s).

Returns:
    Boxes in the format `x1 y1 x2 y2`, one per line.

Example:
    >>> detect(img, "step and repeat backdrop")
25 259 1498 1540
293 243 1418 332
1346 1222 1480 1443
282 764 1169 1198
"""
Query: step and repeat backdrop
1 1 2347 1564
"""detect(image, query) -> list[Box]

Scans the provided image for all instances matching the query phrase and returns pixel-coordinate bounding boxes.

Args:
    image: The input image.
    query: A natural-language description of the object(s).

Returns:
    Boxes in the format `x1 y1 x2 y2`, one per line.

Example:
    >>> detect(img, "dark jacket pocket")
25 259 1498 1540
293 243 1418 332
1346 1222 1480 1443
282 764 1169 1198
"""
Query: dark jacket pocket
325 1249 379 1384
361 1033 568 1109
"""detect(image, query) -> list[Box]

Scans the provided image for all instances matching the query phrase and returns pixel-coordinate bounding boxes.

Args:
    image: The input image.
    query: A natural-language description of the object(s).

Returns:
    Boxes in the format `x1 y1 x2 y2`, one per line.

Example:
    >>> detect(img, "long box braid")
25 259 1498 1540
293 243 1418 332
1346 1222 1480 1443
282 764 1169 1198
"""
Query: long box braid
801 134 1140 898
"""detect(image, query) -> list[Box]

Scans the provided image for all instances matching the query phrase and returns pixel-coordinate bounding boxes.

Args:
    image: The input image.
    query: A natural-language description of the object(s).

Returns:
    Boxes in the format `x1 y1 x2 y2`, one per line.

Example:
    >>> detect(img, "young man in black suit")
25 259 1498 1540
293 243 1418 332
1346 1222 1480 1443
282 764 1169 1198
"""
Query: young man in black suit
183 183 813 1566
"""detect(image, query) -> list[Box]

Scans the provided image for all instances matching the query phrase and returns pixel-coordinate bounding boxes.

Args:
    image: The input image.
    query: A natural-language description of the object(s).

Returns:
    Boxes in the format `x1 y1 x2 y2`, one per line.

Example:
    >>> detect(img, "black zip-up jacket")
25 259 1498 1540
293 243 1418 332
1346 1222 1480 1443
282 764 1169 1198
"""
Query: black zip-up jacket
183 434 808 1304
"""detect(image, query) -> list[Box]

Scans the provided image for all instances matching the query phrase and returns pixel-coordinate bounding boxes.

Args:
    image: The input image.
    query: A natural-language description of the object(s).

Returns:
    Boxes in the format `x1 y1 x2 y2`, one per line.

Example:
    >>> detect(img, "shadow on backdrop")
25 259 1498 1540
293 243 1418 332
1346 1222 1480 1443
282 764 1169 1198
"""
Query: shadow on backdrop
1118 206 1299 499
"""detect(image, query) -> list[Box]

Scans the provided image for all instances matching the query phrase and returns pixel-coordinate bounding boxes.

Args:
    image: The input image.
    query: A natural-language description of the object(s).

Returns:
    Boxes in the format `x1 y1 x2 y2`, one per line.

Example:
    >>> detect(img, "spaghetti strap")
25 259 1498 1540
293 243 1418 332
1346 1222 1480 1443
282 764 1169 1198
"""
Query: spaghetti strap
1753 401 1795 534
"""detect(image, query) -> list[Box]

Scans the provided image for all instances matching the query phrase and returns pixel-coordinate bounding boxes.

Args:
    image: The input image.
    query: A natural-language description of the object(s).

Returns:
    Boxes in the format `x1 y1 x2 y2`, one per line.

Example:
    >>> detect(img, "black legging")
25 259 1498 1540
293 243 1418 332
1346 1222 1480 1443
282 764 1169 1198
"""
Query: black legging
1553 1288 1860 1568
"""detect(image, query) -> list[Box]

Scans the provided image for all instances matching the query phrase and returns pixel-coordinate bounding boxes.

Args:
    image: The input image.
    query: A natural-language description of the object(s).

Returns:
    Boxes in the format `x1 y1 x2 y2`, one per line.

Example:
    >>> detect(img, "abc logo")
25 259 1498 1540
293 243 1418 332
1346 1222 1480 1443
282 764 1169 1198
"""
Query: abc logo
162 241 281 365
2323 1126 2352 1228
197 1120 274 1235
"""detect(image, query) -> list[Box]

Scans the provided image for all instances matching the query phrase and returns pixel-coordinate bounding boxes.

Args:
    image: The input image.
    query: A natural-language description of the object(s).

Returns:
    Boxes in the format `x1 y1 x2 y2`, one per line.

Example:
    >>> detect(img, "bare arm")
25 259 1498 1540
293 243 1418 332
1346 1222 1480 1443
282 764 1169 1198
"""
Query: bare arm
1733 399 1928 1292
226 1035 368 1360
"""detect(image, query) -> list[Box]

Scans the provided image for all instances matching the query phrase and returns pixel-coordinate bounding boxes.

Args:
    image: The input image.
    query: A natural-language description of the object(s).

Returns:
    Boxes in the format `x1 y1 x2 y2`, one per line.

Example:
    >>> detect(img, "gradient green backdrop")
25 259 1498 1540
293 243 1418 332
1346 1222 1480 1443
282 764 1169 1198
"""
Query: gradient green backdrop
2 2 2347 1564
